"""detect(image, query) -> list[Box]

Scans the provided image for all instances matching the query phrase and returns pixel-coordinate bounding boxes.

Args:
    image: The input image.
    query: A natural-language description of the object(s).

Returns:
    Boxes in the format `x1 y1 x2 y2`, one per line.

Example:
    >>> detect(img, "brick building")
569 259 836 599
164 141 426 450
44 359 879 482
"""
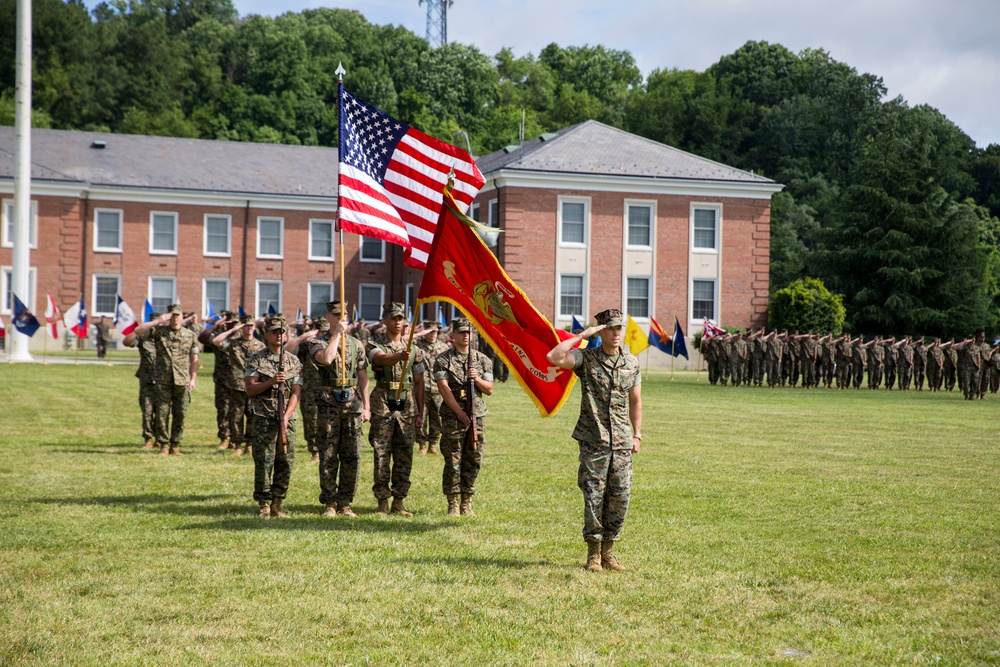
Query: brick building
471 121 782 367
1 124 780 365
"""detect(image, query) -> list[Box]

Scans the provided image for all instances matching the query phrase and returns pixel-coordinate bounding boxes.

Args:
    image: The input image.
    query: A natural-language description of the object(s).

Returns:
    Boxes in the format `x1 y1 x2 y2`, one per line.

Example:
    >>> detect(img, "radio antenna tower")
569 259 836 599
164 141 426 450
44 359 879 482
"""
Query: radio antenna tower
419 0 454 48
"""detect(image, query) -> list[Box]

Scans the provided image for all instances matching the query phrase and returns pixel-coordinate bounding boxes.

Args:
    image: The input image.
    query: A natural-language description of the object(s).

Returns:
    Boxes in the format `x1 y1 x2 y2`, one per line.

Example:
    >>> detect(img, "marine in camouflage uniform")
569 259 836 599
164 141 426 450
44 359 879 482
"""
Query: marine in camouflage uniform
765 332 782 388
925 340 945 391
547 308 642 573
289 317 328 461
728 333 748 387
198 313 235 450
819 335 835 388
245 316 303 518
702 336 718 385
978 336 993 399
415 322 451 455
366 303 426 516
895 337 914 391
140 304 199 455
123 312 161 448
864 337 884 389
214 314 266 456
944 340 958 391
850 337 866 389
309 300 370 517
912 338 927 390
882 338 898 390
834 335 852 390
989 346 1000 394
434 318 494 516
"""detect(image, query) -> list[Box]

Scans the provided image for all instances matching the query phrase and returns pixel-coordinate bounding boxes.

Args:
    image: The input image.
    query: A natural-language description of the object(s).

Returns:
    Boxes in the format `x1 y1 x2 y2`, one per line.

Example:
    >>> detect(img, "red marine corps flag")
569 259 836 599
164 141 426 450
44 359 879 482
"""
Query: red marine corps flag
417 186 576 417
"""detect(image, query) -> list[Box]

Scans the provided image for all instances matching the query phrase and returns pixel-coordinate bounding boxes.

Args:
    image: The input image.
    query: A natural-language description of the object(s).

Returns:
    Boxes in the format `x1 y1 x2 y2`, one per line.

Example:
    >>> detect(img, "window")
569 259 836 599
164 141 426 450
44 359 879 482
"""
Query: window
627 277 650 319
627 204 652 248
92 275 120 316
257 217 283 258
2 199 38 248
149 277 176 315
470 202 480 222
256 280 282 316
405 283 415 316
94 209 123 252
559 274 585 317
309 219 335 261
692 279 716 321
488 199 499 228
204 215 231 256
693 207 719 250
308 282 334 319
203 279 230 317
358 283 384 321
149 211 178 254
1 266 37 315
560 200 587 245
360 236 385 263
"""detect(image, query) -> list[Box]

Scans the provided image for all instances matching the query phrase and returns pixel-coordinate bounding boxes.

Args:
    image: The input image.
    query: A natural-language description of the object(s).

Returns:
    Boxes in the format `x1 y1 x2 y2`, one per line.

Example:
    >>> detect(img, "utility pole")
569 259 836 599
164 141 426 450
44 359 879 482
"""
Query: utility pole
419 0 454 48
10 0 33 362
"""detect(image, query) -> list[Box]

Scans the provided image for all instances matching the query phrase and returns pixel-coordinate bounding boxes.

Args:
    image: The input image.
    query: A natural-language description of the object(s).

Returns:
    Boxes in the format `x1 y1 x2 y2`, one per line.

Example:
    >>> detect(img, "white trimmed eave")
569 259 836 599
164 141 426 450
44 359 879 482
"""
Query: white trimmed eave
0 178 339 213
482 169 784 200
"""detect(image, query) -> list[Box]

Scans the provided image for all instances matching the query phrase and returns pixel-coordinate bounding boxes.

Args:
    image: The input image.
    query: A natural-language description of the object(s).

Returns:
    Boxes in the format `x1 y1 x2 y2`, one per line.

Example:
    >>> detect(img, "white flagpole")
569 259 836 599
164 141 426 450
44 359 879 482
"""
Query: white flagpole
9 0 33 362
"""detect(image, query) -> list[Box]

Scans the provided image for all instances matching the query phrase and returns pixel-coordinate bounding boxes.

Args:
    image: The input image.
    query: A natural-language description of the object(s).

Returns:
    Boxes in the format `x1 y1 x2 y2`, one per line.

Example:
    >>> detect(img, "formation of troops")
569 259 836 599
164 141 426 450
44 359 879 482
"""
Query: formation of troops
123 300 500 522
701 330 1000 400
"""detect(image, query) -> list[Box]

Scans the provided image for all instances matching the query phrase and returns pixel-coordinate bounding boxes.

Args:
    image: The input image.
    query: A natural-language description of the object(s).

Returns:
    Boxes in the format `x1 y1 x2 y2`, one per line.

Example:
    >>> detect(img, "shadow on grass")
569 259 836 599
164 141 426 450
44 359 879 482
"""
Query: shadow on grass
30 492 248 518
183 514 447 534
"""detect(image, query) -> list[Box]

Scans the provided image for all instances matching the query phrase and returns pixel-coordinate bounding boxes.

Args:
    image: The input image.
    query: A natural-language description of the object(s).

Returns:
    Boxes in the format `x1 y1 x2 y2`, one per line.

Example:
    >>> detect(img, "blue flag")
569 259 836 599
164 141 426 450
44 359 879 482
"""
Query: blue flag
206 300 220 323
238 305 247 318
439 308 448 330
672 316 689 360
267 302 277 316
572 315 602 349
12 294 40 337
143 299 154 322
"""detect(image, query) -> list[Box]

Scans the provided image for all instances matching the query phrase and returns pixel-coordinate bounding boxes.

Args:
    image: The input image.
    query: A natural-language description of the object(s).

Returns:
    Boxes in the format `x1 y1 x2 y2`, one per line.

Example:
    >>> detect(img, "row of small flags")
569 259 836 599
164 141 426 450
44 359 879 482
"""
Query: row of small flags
625 314 690 359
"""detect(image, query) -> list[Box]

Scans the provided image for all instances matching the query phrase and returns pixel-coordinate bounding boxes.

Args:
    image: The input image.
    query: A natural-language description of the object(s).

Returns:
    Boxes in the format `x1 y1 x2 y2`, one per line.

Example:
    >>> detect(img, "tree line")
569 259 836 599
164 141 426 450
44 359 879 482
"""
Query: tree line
2 0 999 337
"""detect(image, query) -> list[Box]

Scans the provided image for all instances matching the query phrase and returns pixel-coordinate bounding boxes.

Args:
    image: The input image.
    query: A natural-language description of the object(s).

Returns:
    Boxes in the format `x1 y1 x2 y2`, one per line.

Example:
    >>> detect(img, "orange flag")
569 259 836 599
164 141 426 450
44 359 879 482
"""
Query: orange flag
417 188 576 417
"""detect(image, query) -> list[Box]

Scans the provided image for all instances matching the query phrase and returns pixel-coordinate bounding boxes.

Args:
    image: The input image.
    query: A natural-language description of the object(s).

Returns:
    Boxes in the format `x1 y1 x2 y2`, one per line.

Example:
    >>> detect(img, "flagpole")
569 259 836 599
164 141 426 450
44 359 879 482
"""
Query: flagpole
670 351 675 381
42 325 47 364
337 62 348 387
644 347 649 381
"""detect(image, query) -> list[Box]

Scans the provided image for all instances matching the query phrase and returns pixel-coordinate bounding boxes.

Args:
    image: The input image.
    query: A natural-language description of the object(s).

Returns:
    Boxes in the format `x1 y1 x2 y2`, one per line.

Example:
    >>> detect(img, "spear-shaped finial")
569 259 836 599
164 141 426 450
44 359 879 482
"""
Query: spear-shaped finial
336 61 346 82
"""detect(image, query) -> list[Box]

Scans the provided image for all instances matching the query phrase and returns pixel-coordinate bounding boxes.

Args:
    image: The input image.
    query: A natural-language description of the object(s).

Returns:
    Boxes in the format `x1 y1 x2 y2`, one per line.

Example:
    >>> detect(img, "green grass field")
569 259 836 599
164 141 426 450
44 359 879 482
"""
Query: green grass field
1 359 998 666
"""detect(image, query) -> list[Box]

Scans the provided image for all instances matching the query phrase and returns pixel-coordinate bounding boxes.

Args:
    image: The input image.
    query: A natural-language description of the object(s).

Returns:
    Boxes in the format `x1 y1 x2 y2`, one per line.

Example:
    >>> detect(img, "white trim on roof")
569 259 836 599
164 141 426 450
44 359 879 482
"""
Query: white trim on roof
490 169 783 200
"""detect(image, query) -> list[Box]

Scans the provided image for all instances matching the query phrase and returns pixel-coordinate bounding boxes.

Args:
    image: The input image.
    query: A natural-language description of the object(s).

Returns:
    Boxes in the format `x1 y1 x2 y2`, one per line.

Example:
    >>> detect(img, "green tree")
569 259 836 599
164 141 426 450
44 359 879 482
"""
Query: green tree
768 277 846 334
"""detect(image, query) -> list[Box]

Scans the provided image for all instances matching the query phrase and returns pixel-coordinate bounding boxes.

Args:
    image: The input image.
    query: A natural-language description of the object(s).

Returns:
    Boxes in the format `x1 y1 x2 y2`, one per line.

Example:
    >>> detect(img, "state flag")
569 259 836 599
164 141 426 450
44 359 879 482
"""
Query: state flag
12 294 40 337
114 295 138 336
45 293 63 339
63 297 88 338
625 315 649 356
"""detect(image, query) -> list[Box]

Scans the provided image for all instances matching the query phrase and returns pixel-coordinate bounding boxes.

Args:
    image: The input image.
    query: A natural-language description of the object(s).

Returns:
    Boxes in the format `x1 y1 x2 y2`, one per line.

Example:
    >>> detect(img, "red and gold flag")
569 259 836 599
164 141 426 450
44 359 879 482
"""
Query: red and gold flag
417 189 576 417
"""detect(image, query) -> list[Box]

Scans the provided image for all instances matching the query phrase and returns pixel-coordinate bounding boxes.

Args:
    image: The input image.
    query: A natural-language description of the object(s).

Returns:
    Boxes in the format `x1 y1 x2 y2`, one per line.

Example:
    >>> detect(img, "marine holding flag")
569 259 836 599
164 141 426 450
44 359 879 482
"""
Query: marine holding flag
547 308 642 573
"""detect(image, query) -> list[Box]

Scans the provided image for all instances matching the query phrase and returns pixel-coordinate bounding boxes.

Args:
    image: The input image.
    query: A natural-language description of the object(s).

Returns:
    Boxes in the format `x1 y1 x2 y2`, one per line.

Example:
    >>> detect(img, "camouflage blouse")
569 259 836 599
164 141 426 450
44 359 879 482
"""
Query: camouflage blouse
134 329 158 382
307 334 368 412
570 346 641 450
153 326 200 387
245 348 303 419
417 338 452 396
366 333 426 421
433 347 493 418
219 336 265 392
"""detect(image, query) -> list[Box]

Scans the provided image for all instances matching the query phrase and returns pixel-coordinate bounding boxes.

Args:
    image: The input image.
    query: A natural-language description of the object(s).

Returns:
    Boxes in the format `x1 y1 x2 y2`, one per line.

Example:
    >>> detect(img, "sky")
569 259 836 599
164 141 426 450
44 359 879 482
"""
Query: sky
90 0 1000 147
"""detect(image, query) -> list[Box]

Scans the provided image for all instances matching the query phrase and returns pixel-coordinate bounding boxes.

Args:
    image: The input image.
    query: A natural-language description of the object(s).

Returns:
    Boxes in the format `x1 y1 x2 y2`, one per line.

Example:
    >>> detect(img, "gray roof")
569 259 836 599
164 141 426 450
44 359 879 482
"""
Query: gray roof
0 127 340 198
476 120 775 184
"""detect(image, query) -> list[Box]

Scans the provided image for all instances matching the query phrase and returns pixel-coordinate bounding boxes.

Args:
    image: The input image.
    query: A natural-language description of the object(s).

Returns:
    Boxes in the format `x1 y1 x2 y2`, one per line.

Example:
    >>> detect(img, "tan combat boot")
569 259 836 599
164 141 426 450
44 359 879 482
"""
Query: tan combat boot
233 446 243 457
418 442 428 455
447 493 460 517
310 452 320 463
390 497 412 516
427 441 438 455
258 501 271 519
460 493 474 516
336 504 357 518
585 542 603 572
143 439 154 450
375 498 390 515
159 443 170 457
217 439 229 451
600 541 626 572
322 504 337 517
169 445 184 456
270 497 290 519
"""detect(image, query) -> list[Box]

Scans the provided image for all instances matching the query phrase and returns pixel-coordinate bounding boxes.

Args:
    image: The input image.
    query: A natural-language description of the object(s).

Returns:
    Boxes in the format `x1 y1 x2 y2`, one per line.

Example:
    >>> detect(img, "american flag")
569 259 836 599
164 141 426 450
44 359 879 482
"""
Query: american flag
337 82 484 269
703 319 725 338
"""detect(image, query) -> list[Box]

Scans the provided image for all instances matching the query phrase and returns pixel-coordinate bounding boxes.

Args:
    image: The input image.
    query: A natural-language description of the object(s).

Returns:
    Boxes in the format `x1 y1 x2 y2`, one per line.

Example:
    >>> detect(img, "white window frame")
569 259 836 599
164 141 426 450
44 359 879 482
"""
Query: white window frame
358 283 385 321
558 273 586 319
691 203 722 253
202 278 230 318
94 208 124 253
148 276 177 314
256 280 283 317
1 265 37 316
309 219 336 261
625 276 651 322
307 281 335 319
625 200 655 250
149 211 179 255
469 202 481 222
690 278 718 323
203 214 232 257
558 197 589 248
256 217 284 259
91 274 121 317
360 236 385 263
2 199 38 249
488 199 499 228
405 282 415 316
